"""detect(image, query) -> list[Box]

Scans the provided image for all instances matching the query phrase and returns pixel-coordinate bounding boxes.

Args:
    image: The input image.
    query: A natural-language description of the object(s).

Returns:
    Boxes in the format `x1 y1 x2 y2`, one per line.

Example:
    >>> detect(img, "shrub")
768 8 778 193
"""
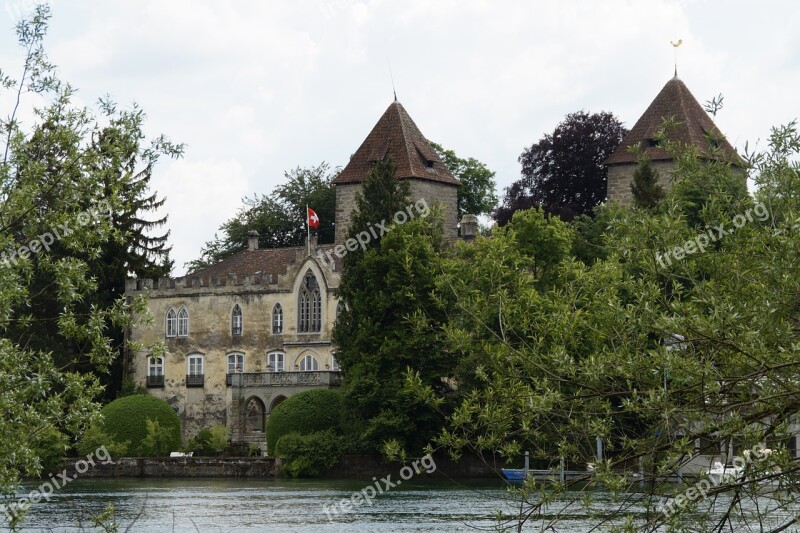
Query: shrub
76 425 128 457
141 419 175 457
98 395 182 456
275 430 342 478
33 424 69 475
209 423 229 453
187 429 214 456
266 389 343 452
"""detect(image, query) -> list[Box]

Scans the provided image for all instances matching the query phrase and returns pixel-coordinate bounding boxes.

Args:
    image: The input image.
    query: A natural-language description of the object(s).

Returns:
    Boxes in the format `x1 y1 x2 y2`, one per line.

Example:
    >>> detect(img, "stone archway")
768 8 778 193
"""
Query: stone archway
244 396 266 432
269 395 287 413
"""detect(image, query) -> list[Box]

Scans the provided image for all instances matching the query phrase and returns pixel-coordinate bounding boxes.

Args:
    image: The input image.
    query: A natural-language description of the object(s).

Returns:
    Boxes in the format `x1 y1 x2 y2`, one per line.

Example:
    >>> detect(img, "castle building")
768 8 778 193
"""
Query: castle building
605 76 744 204
125 100 459 449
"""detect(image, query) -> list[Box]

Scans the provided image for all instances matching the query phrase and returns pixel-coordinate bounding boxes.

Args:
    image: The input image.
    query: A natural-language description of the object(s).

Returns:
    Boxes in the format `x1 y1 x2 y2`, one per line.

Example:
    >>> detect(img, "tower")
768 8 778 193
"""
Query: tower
332 101 460 242
605 76 744 205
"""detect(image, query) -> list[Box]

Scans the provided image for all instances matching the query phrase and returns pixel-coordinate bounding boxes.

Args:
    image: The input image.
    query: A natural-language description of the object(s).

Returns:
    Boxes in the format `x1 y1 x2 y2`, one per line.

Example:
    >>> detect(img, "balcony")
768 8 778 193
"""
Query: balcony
186 374 205 387
228 371 342 388
146 375 165 388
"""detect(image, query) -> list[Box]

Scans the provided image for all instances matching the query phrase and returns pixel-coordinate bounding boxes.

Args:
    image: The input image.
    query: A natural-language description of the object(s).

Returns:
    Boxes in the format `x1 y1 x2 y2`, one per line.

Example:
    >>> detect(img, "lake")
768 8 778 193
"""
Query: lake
4 478 795 532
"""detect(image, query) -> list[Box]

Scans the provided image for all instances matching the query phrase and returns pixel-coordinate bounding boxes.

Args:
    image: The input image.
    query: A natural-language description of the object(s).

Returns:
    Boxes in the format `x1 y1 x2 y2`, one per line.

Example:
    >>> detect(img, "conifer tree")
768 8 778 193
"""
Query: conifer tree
631 155 665 209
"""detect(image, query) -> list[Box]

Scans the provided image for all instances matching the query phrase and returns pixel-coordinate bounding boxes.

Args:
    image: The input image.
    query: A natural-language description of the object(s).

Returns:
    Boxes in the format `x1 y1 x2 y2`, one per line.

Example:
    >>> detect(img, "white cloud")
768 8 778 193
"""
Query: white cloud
0 0 796 275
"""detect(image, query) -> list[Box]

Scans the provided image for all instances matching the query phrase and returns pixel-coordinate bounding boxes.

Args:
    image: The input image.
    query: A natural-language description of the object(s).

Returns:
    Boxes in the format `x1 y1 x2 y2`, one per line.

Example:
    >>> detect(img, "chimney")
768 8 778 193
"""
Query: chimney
247 230 259 251
460 214 478 240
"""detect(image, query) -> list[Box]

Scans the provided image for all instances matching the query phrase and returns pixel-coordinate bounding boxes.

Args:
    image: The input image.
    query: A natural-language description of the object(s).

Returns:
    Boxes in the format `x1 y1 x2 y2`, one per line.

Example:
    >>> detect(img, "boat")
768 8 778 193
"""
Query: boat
501 468 528 481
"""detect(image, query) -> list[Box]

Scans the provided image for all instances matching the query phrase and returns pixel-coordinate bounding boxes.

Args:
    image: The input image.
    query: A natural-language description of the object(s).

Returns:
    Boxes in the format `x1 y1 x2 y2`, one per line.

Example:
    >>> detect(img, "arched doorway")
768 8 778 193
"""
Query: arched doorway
244 396 266 432
269 395 287 412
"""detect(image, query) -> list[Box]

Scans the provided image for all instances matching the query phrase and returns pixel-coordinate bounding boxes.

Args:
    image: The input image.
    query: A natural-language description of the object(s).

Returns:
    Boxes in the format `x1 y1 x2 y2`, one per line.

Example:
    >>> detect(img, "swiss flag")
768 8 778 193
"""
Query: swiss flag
307 207 320 229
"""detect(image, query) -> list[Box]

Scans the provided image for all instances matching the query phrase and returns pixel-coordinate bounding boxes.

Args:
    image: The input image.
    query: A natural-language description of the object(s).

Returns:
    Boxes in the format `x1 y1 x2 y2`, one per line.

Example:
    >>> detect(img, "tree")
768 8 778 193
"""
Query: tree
430 142 498 217
334 157 452 454
411 124 800 531
631 155 665 209
495 111 627 224
0 7 169 523
186 163 336 272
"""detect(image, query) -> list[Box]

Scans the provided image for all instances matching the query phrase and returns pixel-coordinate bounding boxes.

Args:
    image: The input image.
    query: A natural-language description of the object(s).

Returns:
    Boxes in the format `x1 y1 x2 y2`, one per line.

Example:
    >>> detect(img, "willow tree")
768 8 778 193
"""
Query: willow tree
412 123 800 531
0 7 178 526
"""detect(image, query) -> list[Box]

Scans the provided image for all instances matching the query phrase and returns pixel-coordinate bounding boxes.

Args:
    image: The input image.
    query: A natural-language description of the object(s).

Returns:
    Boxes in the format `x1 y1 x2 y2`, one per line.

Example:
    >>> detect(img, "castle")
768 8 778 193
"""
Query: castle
125 76 741 449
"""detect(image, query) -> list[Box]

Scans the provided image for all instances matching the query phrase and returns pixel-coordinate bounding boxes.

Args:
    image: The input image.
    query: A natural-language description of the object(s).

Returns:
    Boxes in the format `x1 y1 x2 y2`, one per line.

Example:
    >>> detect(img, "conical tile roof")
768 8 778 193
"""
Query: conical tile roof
333 101 460 185
605 77 743 166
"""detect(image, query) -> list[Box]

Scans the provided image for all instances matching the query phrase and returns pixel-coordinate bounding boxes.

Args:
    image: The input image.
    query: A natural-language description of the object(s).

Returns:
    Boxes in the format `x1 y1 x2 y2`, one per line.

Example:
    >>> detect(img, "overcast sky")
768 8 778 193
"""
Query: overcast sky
1 0 798 275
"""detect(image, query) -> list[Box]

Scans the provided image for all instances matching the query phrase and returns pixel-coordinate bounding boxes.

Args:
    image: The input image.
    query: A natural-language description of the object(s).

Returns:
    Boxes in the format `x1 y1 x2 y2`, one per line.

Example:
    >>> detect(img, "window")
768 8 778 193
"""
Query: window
177 307 189 337
147 356 164 387
187 354 204 387
299 354 319 371
335 301 345 323
231 304 243 336
272 304 283 334
646 138 659 148
267 352 284 372
165 308 177 337
331 353 340 371
298 270 321 332
227 352 244 386
227 352 244 374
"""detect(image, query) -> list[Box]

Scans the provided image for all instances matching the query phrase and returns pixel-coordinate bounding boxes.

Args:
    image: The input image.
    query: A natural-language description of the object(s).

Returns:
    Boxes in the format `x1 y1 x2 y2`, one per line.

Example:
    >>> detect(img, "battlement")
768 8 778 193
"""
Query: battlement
125 271 282 294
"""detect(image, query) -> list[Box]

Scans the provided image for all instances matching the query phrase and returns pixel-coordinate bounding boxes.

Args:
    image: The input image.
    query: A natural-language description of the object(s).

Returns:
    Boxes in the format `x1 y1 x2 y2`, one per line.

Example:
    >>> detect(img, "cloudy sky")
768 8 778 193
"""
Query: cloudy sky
1 0 797 275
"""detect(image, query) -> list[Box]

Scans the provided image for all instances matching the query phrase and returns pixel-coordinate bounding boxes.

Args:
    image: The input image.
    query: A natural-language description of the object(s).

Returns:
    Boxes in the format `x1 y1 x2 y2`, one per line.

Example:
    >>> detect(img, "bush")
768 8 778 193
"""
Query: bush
33 424 69 475
141 419 175 456
187 423 230 456
266 389 343 452
275 430 342 478
97 395 182 456
76 425 128 457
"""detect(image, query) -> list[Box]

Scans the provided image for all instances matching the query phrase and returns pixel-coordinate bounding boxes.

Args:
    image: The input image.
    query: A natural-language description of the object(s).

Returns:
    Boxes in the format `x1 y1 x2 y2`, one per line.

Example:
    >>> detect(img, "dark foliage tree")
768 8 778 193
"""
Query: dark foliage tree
430 142 498 217
186 163 336 272
495 111 627 224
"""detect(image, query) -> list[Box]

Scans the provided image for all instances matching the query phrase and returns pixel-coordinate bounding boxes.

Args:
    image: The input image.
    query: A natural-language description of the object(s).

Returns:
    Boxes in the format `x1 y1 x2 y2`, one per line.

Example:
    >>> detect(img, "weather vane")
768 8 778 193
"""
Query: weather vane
671 39 683 78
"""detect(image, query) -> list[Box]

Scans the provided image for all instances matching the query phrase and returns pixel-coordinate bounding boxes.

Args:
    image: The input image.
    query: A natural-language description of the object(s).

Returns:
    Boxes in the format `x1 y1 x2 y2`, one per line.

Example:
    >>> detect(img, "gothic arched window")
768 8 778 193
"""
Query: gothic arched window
272 303 283 334
298 270 321 332
231 304 243 336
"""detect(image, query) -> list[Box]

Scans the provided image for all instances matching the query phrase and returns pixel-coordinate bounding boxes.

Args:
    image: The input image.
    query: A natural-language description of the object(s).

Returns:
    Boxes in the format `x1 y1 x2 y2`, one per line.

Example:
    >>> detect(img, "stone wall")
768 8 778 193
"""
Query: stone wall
606 160 677 206
56 457 281 478
334 179 459 243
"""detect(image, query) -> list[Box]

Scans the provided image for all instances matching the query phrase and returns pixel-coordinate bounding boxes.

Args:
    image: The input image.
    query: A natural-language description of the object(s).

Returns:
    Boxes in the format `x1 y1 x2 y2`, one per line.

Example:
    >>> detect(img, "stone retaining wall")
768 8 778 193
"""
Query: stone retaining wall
56 457 281 478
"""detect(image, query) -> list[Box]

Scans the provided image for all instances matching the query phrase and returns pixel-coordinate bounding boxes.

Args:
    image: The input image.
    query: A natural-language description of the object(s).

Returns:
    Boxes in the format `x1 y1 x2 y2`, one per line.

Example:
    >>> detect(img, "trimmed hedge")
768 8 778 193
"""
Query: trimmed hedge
266 389 343 452
99 395 182 456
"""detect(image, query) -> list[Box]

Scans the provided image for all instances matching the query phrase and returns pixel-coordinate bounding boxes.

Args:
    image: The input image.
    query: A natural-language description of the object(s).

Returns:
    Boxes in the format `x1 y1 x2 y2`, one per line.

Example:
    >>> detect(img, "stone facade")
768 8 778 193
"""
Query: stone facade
335 179 459 243
126 246 342 449
606 160 678 206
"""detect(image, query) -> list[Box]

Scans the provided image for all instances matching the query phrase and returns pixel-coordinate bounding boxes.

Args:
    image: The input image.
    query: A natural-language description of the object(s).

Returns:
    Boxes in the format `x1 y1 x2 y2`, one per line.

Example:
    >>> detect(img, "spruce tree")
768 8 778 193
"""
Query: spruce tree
631 155 665 209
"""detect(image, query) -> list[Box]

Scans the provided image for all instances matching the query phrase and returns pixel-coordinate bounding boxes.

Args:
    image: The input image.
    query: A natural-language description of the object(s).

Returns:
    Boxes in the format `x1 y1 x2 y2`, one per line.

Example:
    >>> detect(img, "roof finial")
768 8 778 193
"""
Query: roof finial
671 39 683 78
388 60 397 101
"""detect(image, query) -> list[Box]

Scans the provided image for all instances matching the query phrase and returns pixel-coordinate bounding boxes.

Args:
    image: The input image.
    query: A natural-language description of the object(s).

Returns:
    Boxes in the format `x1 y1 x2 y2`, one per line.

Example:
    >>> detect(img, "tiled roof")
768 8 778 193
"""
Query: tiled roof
187 245 342 281
333 101 460 186
604 77 743 166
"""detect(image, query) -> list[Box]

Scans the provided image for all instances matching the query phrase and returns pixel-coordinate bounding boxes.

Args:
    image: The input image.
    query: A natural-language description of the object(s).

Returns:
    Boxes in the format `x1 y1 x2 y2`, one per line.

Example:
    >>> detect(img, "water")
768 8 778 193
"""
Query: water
4 478 797 532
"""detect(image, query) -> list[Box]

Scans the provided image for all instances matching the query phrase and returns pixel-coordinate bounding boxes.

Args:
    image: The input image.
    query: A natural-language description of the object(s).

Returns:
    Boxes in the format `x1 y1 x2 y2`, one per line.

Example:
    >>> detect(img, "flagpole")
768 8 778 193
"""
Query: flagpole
306 204 310 257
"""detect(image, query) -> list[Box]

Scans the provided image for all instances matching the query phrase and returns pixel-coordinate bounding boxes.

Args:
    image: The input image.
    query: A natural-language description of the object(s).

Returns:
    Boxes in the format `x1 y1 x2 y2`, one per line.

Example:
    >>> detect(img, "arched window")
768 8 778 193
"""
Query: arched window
335 301 345 324
165 308 177 337
267 351 284 372
298 270 321 332
272 303 283 334
231 304 243 336
177 307 189 337
331 351 340 371
299 354 319 371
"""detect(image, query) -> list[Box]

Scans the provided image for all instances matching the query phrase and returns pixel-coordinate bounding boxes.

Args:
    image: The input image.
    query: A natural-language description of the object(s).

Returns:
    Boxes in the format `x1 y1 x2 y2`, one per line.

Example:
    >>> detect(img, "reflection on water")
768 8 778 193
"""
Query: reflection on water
4 478 795 532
